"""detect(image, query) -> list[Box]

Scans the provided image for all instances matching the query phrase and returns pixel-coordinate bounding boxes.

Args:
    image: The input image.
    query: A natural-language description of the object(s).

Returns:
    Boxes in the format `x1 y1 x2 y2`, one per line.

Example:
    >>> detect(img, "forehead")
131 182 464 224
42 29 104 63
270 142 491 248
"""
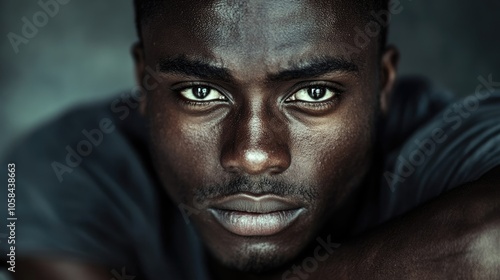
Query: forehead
141 0 376 78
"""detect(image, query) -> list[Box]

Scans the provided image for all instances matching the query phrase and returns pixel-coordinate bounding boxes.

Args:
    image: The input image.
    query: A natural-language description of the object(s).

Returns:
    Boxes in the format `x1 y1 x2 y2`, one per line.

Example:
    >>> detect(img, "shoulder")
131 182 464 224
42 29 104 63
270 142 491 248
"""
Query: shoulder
1 94 160 267
380 88 500 221
7 94 149 183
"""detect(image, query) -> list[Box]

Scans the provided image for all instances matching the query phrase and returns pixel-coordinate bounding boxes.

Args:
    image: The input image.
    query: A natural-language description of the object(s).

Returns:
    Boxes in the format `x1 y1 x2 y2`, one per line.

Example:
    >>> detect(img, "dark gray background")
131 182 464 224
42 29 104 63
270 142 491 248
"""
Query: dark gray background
1 0 499 158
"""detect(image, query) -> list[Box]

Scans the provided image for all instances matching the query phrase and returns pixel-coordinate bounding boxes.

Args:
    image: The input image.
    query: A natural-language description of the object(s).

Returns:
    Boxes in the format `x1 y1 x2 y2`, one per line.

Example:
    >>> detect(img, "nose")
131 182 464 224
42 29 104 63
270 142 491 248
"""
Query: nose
220 104 291 175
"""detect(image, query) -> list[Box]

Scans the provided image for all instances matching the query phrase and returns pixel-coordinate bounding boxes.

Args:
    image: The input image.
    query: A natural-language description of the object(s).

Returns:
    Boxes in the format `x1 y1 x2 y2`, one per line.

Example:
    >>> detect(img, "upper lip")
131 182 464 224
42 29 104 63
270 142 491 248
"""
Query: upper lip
209 193 303 213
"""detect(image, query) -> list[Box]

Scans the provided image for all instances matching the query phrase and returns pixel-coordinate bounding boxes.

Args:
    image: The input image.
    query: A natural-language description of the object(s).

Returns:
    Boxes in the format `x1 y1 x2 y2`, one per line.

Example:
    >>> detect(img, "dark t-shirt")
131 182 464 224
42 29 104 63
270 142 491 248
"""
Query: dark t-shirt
1 78 500 279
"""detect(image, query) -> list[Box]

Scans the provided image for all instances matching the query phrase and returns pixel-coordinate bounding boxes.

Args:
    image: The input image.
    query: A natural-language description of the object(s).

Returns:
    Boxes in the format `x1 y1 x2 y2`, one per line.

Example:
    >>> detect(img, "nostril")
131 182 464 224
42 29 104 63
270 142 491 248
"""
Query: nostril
224 165 241 174
267 165 286 175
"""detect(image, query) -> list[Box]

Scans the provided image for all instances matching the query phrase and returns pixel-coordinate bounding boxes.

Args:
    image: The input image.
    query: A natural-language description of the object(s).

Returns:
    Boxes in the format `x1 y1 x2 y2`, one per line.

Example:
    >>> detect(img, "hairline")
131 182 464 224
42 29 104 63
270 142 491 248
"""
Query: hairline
133 0 390 52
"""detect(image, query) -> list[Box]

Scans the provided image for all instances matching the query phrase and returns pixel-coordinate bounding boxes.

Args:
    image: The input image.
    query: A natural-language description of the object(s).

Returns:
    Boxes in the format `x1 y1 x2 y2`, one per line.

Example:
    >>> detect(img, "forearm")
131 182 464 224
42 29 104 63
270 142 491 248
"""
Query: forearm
14 259 111 280
322 167 500 279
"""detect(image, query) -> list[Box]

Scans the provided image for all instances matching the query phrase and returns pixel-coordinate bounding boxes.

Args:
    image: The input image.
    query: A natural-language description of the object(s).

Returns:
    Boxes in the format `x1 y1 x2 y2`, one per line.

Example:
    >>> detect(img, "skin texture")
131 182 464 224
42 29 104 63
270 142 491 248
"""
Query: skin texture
322 166 500 280
135 0 396 274
14 0 499 279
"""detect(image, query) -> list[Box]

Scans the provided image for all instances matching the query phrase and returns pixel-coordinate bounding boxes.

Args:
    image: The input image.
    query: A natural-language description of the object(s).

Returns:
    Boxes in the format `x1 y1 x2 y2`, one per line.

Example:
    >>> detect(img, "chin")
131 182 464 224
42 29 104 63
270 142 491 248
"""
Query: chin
216 242 289 273
201 222 317 274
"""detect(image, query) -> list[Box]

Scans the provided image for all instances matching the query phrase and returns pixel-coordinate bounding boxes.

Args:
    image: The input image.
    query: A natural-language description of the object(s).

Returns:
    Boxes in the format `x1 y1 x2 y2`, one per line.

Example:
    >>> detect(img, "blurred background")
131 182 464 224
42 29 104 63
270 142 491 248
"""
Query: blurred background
1 0 499 159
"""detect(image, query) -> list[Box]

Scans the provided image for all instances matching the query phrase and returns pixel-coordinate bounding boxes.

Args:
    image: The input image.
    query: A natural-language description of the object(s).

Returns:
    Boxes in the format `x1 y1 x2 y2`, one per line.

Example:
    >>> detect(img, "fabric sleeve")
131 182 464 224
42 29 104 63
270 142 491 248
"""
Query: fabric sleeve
0 105 148 272
379 91 500 223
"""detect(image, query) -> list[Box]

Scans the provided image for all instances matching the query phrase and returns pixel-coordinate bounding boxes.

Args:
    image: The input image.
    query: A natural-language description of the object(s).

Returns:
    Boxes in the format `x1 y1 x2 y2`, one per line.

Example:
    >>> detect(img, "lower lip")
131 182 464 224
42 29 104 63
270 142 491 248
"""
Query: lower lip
209 208 304 236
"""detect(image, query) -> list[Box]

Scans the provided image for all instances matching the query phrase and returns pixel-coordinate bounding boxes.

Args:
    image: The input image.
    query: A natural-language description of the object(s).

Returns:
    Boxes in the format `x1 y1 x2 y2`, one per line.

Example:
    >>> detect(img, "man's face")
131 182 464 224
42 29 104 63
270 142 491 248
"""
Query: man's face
135 0 397 273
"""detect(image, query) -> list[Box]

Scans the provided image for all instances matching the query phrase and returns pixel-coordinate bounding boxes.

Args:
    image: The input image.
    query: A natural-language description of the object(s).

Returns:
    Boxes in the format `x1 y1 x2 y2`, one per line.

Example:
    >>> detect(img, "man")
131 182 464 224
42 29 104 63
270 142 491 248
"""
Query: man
2 0 499 279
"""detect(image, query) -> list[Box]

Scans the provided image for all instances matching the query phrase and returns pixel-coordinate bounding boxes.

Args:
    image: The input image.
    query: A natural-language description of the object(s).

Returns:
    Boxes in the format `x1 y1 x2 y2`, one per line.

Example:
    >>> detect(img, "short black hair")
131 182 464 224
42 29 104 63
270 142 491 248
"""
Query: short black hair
133 0 162 42
134 0 390 49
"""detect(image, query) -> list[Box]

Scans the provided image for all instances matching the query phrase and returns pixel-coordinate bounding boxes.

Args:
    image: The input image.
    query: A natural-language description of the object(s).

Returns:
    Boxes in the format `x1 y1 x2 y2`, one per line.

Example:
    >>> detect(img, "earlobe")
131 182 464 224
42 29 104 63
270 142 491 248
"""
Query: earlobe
380 45 400 116
132 42 148 115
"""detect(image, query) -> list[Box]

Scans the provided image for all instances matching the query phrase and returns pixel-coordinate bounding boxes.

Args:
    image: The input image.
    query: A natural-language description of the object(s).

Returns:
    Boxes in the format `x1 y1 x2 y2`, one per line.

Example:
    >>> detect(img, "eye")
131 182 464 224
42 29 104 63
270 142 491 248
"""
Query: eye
286 86 337 103
179 86 227 102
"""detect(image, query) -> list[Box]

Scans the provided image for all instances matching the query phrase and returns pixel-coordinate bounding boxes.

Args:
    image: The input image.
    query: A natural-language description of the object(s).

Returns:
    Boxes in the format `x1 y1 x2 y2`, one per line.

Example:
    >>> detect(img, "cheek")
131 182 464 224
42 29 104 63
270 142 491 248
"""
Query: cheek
290 95 377 198
292 124 372 186
147 100 224 202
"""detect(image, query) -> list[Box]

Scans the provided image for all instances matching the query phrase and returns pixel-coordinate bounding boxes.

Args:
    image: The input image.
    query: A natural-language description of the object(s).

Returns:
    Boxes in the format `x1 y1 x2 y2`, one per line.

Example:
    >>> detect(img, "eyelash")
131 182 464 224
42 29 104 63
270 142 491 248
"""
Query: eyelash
172 83 226 107
175 95 222 108
294 98 338 109
181 99 218 107
285 84 344 108
171 83 344 109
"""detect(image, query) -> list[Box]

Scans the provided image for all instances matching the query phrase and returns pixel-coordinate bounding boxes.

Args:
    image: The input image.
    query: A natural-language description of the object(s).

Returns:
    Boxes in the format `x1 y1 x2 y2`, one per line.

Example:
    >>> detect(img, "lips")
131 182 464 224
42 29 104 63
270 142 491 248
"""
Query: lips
208 194 305 236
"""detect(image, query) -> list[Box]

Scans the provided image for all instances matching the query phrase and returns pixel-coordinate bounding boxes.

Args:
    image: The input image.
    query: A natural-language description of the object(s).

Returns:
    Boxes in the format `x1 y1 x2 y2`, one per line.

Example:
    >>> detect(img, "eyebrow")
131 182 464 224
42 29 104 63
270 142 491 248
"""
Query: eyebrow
156 55 359 82
269 57 359 81
157 56 232 82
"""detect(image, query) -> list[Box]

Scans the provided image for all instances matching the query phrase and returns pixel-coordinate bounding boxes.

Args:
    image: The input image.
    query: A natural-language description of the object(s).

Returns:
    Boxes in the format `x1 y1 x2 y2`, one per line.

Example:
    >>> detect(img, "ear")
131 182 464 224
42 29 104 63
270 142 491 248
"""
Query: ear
379 45 399 116
132 42 148 115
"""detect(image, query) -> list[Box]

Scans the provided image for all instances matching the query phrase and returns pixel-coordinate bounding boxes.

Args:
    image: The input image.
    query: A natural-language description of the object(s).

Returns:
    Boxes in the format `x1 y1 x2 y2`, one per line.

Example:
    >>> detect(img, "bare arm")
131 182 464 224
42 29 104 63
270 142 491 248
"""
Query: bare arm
11 168 499 280
318 166 500 279
14 259 111 280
